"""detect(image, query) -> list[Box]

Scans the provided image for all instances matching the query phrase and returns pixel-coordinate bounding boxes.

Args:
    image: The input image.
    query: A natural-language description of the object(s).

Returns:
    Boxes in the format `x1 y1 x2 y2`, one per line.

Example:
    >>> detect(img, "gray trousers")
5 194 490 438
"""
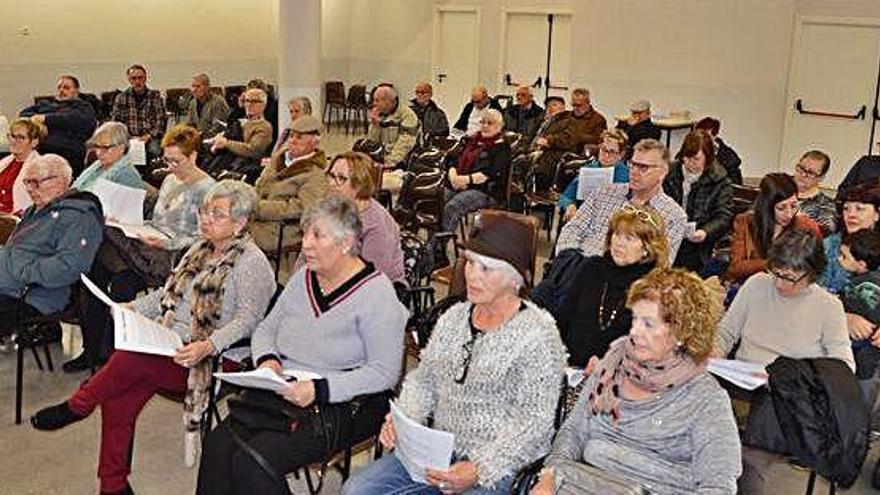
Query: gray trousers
443 188 495 232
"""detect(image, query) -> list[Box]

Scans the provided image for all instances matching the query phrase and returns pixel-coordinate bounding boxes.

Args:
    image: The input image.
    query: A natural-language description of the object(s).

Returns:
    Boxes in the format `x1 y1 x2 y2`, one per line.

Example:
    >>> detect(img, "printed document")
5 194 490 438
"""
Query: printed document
214 368 324 392
128 139 147 166
576 166 615 200
707 358 768 390
390 400 455 484
106 220 171 241
92 178 146 225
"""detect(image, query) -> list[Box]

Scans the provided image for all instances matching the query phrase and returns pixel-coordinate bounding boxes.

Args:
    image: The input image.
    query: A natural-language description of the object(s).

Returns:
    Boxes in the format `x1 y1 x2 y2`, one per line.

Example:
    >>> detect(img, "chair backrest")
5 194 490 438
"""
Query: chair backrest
164 88 191 114
100 90 121 115
224 85 247 109
732 184 759 216
347 84 367 107
392 169 445 232
325 81 346 105
0 214 20 245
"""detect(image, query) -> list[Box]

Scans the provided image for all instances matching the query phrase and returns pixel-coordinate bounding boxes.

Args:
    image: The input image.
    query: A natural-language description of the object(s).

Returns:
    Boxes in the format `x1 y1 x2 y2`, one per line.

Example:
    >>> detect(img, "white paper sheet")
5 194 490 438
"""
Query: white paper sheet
128 139 147 166
106 220 171 241
707 358 769 390
81 274 183 357
576 166 615 200
213 368 324 392
565 367 586 388
390 400 455 484
92 179 145 225
685 221 697 237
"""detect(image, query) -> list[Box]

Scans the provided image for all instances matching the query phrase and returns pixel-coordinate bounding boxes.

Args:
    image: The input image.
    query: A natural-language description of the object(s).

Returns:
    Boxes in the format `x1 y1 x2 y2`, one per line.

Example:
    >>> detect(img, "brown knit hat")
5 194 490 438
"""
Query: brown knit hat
464 215 532 285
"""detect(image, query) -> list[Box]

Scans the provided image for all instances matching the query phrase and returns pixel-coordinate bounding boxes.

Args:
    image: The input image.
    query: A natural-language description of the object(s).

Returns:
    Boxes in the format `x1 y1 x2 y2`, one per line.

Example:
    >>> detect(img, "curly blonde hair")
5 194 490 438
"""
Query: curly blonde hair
626 267 721 363
604 205 669 267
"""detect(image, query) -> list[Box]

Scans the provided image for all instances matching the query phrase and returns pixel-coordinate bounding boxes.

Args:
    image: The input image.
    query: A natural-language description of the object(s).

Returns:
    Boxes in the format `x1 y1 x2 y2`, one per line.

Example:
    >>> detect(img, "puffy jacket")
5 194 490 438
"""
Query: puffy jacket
367 101 420 168
20 98 97 164
0 190 103 314
503 103 543 143
409 99 449 139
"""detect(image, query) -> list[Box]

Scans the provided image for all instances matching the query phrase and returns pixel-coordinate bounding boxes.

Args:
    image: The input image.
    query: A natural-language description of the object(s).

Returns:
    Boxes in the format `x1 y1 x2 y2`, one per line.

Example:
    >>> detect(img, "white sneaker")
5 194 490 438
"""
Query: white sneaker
184 430 200 468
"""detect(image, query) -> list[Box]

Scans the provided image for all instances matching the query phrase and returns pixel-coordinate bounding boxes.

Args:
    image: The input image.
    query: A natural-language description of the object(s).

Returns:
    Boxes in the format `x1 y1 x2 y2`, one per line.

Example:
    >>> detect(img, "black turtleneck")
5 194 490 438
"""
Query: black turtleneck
557 254 655 367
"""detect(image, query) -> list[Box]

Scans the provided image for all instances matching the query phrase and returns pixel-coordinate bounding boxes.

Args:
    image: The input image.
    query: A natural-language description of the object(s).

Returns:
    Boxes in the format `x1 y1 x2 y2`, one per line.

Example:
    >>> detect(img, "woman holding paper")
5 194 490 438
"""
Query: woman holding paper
73 122 145 192
558 129 629 222
0 118 45 214
31 180 275 495
530 268 741 495
195 195 408 495
343 218 567 495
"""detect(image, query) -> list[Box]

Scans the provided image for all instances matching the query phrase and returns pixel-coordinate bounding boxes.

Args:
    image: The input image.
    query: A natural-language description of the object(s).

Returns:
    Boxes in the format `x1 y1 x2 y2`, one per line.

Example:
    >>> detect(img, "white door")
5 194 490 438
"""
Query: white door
502 12 572 101
780 20 880 188
432 9 479 118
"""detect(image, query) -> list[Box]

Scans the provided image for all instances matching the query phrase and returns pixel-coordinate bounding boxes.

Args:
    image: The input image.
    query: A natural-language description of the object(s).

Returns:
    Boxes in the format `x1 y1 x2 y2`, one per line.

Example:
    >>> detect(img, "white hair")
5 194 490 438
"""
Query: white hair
480 108 504 128
27 154 73 185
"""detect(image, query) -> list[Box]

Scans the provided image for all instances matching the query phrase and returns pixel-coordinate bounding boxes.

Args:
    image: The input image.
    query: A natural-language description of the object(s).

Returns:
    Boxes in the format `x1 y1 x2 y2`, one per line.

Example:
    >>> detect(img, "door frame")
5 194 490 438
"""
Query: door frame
780 15 880 166
431 5 481 101
497 6 574 95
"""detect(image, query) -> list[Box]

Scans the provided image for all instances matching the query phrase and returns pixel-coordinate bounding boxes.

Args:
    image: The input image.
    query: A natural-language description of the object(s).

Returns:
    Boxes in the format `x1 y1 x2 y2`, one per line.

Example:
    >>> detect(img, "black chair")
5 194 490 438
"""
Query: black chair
323 81 347 130
344 84 369 135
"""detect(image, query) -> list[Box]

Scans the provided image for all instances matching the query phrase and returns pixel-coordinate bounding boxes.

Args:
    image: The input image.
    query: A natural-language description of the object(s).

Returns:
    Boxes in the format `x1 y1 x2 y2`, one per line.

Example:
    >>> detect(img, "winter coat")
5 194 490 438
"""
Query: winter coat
367 101 420 168
410 99 449 139
503 103 544 143
19 98 97 167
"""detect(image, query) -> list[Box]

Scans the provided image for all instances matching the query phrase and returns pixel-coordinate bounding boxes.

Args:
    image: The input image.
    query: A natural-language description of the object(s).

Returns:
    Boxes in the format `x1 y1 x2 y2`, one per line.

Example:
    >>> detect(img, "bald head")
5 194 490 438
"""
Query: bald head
471 85 490 109
414 82 433 106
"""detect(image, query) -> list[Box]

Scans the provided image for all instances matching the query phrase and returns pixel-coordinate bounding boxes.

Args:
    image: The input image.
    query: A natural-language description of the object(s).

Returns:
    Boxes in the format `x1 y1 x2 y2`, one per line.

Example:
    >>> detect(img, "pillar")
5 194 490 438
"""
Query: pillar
277 0 322 133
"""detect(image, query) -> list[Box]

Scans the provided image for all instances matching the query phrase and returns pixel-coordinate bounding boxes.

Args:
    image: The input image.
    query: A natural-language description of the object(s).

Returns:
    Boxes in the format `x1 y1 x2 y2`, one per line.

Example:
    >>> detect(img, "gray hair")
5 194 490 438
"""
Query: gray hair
87 121 130 153
301 196 363 255
288 96 313 115
374 85 398 103
27 154 73 185
633 138 670 164
193 73 210 86
480 108 504 128
202 180 257 220
244 88 267 104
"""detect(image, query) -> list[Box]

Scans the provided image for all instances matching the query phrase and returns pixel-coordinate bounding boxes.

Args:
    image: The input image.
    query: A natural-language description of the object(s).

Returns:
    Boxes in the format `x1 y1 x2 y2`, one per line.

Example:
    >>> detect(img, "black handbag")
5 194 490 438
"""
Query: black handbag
226 388 313 432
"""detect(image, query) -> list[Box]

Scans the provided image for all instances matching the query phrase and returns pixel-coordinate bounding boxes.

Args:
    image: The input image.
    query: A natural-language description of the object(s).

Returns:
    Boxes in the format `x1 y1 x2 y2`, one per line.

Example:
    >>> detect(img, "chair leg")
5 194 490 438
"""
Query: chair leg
805 470 817 495
30 346 43 371
340 446 353 481
43 343 53 372
15 341 24 424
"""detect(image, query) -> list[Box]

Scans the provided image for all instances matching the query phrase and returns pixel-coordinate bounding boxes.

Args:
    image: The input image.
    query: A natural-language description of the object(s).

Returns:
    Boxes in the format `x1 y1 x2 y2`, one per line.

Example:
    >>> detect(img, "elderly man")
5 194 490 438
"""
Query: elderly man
367 85 420 169
556 138 687 265
19 75 97 177
183 73 229 138
528 96 575 190
208 88 273 181
617 99 661 148
453 85 503 135
568 88 607 147
251 115 328 279
272 96 312 154
503 85 543 142
0 154 103 335
111 64 166 160
409 82 449 140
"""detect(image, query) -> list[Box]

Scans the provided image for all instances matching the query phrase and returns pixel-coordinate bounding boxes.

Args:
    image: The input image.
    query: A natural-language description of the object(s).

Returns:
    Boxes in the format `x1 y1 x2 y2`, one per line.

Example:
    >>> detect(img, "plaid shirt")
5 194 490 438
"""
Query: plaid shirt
111 88 166 140
555 183 688 265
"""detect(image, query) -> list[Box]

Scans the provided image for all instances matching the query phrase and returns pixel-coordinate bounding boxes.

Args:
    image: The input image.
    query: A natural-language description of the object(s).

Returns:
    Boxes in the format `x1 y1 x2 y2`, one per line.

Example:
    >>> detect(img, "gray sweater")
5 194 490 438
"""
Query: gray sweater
396 300 567 488
546 373 741 494
251 265 408 403
132 240 275 352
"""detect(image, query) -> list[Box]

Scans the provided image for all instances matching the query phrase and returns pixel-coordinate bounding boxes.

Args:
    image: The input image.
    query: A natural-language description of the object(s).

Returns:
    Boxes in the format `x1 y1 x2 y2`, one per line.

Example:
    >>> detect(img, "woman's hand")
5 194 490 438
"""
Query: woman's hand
279 379 316 407
212 135 228 151
563 204 578 222
173 340 215 367
139 234 167 249
378 413 397 450
258 359 283 376
585 355 599 376
847 313 875 340
530 469 555 495
426 461 479 494
687 229 707 243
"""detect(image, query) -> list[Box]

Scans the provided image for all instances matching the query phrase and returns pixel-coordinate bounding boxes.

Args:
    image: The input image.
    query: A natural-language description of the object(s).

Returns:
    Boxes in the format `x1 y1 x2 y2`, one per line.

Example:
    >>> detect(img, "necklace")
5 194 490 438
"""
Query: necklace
597 283 622 331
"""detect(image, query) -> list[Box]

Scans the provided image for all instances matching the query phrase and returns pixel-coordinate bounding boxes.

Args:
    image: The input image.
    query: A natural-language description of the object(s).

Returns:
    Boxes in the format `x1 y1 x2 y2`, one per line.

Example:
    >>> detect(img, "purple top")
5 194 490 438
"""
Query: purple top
359 198 405 283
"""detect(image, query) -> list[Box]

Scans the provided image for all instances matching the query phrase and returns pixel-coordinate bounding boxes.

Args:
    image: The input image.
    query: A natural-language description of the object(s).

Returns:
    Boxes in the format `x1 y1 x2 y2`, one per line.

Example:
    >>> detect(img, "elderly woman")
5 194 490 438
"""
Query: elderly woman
556 205 668 368
794 150 837 235
272 96 312 154
558 128 629 222
716 227 854 371
725 173 821 284
819 182 880 293
343 218 567 495
0 118 46 213
531 268 741 495
73 121 144 192
65 125 215 373
196 195 407 495
31 180 276 495
663 129 733 273
442 108 512 232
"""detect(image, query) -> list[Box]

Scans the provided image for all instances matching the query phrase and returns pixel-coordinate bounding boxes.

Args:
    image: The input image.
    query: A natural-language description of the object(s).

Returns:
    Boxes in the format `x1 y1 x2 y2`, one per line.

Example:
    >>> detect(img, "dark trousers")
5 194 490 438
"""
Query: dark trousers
196 394 388 495
0 294 42 336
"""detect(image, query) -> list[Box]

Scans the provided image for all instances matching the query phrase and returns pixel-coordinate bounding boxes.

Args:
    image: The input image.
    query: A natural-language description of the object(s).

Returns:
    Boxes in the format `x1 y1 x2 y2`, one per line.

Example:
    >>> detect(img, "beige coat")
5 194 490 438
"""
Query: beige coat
226 118 273 159
250 149 329 253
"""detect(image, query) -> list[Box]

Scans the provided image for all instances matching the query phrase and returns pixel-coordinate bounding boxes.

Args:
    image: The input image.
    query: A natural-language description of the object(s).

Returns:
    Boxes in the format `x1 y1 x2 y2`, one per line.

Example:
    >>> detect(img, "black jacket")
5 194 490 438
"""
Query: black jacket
503 103 544 142
715 137 743 185
453 99 503 132
20 98 97 170
616 118 660 147
409 98 450 138
837 155 880 201
452 136 511 203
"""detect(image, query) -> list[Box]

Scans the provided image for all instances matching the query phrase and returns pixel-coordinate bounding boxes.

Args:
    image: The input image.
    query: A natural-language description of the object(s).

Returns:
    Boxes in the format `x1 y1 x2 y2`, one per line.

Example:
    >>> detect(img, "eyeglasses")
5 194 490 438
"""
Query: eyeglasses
326 171 350 185
161 156 187 167
92 143 119 151
622 204 661 230
599 146 621 155
768 268 809 284
795 163 823 179
22 175 58 189
243 99 263 104
198 207 232 221
628 160 661 174
7 133 29 141
455 333 479 384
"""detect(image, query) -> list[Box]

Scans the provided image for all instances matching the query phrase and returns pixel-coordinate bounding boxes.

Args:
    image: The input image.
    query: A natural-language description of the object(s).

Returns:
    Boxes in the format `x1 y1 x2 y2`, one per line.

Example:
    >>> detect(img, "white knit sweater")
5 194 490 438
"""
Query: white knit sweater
396 300 567 487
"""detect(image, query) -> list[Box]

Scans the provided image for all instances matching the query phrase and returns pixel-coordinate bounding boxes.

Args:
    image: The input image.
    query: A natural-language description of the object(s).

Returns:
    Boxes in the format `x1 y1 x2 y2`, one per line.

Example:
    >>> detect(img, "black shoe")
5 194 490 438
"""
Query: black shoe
62 352 94 373
30 401 85 431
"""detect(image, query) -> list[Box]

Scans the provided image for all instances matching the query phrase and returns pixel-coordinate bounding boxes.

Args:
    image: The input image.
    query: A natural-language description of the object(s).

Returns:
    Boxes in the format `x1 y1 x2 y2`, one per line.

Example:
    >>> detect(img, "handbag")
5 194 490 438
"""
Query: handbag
554 459 650 495
226 388 313 432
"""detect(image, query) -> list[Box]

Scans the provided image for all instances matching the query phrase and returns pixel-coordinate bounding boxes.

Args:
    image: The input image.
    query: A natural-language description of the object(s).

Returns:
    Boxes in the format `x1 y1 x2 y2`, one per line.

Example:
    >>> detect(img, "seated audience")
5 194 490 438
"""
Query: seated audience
19 74 97 176
272 95 312 154
819 182 880 293
343 219 566 495
837 229 880 385
250 115 328 275
227 79 278 143
557 139 687 266
531 268 741 495
31 180 276 495
443 108 511 232
197 196 408 495
559 128 629 222
556 205 667 368
183 73 229 139
663 129 733 273
567 88 608 148
616 99 660 148
716 227 854 371
367 85 420 169
111 64 166 160
410 81 450 140
725 173 821 284
73 122 144 192
793 149 837 235
67 125 215 372
207 88 273 181
528 96 575 190
0 118 45 214
695 116 743 185
503 85 543 142
453 85 502 135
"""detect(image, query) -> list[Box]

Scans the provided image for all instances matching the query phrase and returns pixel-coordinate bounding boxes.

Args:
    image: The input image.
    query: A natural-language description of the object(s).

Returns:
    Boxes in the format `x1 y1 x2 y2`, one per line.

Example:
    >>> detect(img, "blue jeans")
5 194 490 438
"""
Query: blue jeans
342 453 514 495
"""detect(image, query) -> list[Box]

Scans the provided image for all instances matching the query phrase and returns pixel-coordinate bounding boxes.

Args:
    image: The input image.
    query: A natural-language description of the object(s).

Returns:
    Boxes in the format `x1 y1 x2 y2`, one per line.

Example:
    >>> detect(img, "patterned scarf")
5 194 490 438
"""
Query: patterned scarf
586 335 704 424
457 133 500 175
160 231 251 431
